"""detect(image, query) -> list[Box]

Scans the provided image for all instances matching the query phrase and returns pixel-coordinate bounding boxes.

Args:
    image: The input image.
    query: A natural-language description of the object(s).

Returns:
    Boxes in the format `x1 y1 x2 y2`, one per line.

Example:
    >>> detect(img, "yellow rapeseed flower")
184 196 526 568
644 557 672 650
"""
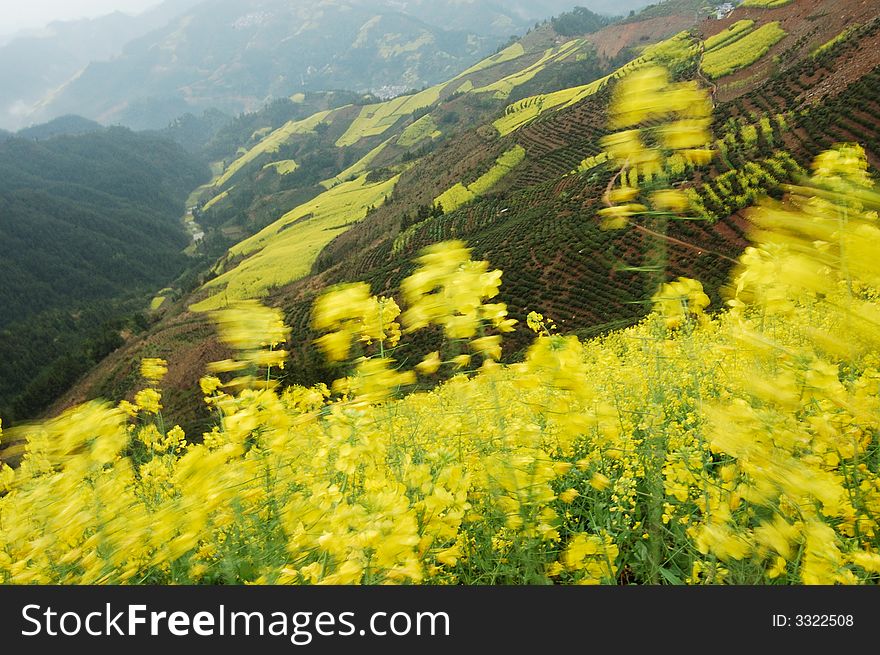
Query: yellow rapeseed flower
140 358 168 384
135 388 162 415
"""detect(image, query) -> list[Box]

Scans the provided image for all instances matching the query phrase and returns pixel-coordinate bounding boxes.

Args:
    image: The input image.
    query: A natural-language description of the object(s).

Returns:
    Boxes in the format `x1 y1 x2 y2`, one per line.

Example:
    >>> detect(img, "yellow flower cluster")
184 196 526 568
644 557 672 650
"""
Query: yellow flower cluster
400 240 516 339
651 277 710 329
140 358 168 384
561 533 619 584
599 65 714 230
208 300 290 387
312 283 402 361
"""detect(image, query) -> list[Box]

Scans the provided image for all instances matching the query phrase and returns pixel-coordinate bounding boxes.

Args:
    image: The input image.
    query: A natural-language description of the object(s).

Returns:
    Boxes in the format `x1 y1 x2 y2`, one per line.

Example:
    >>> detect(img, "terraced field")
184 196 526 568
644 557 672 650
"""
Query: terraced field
213 110 333 188
742 0 792 7
191 173 400 311
396 114 441 148
471 39 585 100
494 31 697 137
335 87 442 148
703 20 755 52
263 160 299 175
702 22 786 79
320 139 392 189
435 145 526 212
201 189 230 212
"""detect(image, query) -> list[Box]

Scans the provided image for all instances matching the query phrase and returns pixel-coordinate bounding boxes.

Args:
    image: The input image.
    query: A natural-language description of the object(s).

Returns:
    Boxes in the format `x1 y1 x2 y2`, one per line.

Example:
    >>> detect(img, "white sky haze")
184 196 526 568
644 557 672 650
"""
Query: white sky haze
1 0 163 35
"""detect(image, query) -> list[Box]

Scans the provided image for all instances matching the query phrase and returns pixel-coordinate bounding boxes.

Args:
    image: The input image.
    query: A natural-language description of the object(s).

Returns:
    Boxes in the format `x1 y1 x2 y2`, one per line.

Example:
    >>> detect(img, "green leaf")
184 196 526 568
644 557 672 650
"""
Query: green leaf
659 567 683 585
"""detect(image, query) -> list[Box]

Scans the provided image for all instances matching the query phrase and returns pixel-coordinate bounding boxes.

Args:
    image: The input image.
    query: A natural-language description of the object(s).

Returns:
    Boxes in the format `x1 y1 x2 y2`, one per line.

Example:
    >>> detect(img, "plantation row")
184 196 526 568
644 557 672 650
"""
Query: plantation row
302 169 749 372
716 114 789 164
702 22 787 80
687 152 803 222
714 17 880 125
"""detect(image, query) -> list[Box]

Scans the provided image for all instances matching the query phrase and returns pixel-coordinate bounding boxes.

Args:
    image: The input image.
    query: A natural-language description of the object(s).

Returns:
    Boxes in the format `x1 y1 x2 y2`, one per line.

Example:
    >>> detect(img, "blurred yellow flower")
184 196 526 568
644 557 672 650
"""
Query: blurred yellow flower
140 358 168 384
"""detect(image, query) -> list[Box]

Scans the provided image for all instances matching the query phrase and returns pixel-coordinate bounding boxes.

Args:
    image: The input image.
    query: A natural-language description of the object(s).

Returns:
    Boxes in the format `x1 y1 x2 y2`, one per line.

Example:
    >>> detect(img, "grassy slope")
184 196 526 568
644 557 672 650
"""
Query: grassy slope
190 173 400 311
213 110 332 189
397 114 441 148
435 145 527 212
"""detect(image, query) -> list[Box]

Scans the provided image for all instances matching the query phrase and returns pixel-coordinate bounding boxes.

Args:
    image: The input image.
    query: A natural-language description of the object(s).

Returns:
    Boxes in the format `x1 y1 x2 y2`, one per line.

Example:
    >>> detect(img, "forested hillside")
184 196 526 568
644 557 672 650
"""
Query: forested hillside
0 128 208 421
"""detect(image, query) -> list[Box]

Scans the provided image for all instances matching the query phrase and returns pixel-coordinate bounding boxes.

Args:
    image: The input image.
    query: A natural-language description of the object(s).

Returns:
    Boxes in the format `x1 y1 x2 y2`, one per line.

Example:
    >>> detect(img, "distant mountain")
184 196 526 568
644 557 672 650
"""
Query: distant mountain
25 0 655 130
17 115 103 141
0 0 204 131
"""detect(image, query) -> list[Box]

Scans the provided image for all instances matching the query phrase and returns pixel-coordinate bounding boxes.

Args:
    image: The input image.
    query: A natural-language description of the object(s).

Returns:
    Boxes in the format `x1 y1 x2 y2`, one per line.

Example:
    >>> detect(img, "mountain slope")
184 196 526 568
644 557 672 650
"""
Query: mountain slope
49 1 733 428
0 128 208 421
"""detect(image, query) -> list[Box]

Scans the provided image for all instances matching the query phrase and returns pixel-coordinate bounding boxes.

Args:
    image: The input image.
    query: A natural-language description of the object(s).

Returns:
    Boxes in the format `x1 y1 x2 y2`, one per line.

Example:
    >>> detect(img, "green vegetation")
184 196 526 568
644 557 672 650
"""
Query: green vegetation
191 174 400 311
202 93 366 163
160 109 232 154
703 20 755 53
451 42 525 79
41 0 879 454
16 115 102 141
335 87 441 148
321 140 391 189
551 7 614 37
702 22 787 79
495 79 605 136
573 152 610 175
435 146 526 212
495 32 697 136
263 160 299 175
688 152 804 221
397 114 441 148
812 25 860 57
214 111 332 188
742 0 793 7
0 128 207 421
472 40 584 100
201 188 230 212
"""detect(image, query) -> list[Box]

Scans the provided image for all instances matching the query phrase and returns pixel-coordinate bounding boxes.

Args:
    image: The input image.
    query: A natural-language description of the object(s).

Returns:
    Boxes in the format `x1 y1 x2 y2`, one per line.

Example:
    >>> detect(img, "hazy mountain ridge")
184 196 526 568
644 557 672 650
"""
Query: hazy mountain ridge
16 115 103 141
19 0 656 130
0 0 205 131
